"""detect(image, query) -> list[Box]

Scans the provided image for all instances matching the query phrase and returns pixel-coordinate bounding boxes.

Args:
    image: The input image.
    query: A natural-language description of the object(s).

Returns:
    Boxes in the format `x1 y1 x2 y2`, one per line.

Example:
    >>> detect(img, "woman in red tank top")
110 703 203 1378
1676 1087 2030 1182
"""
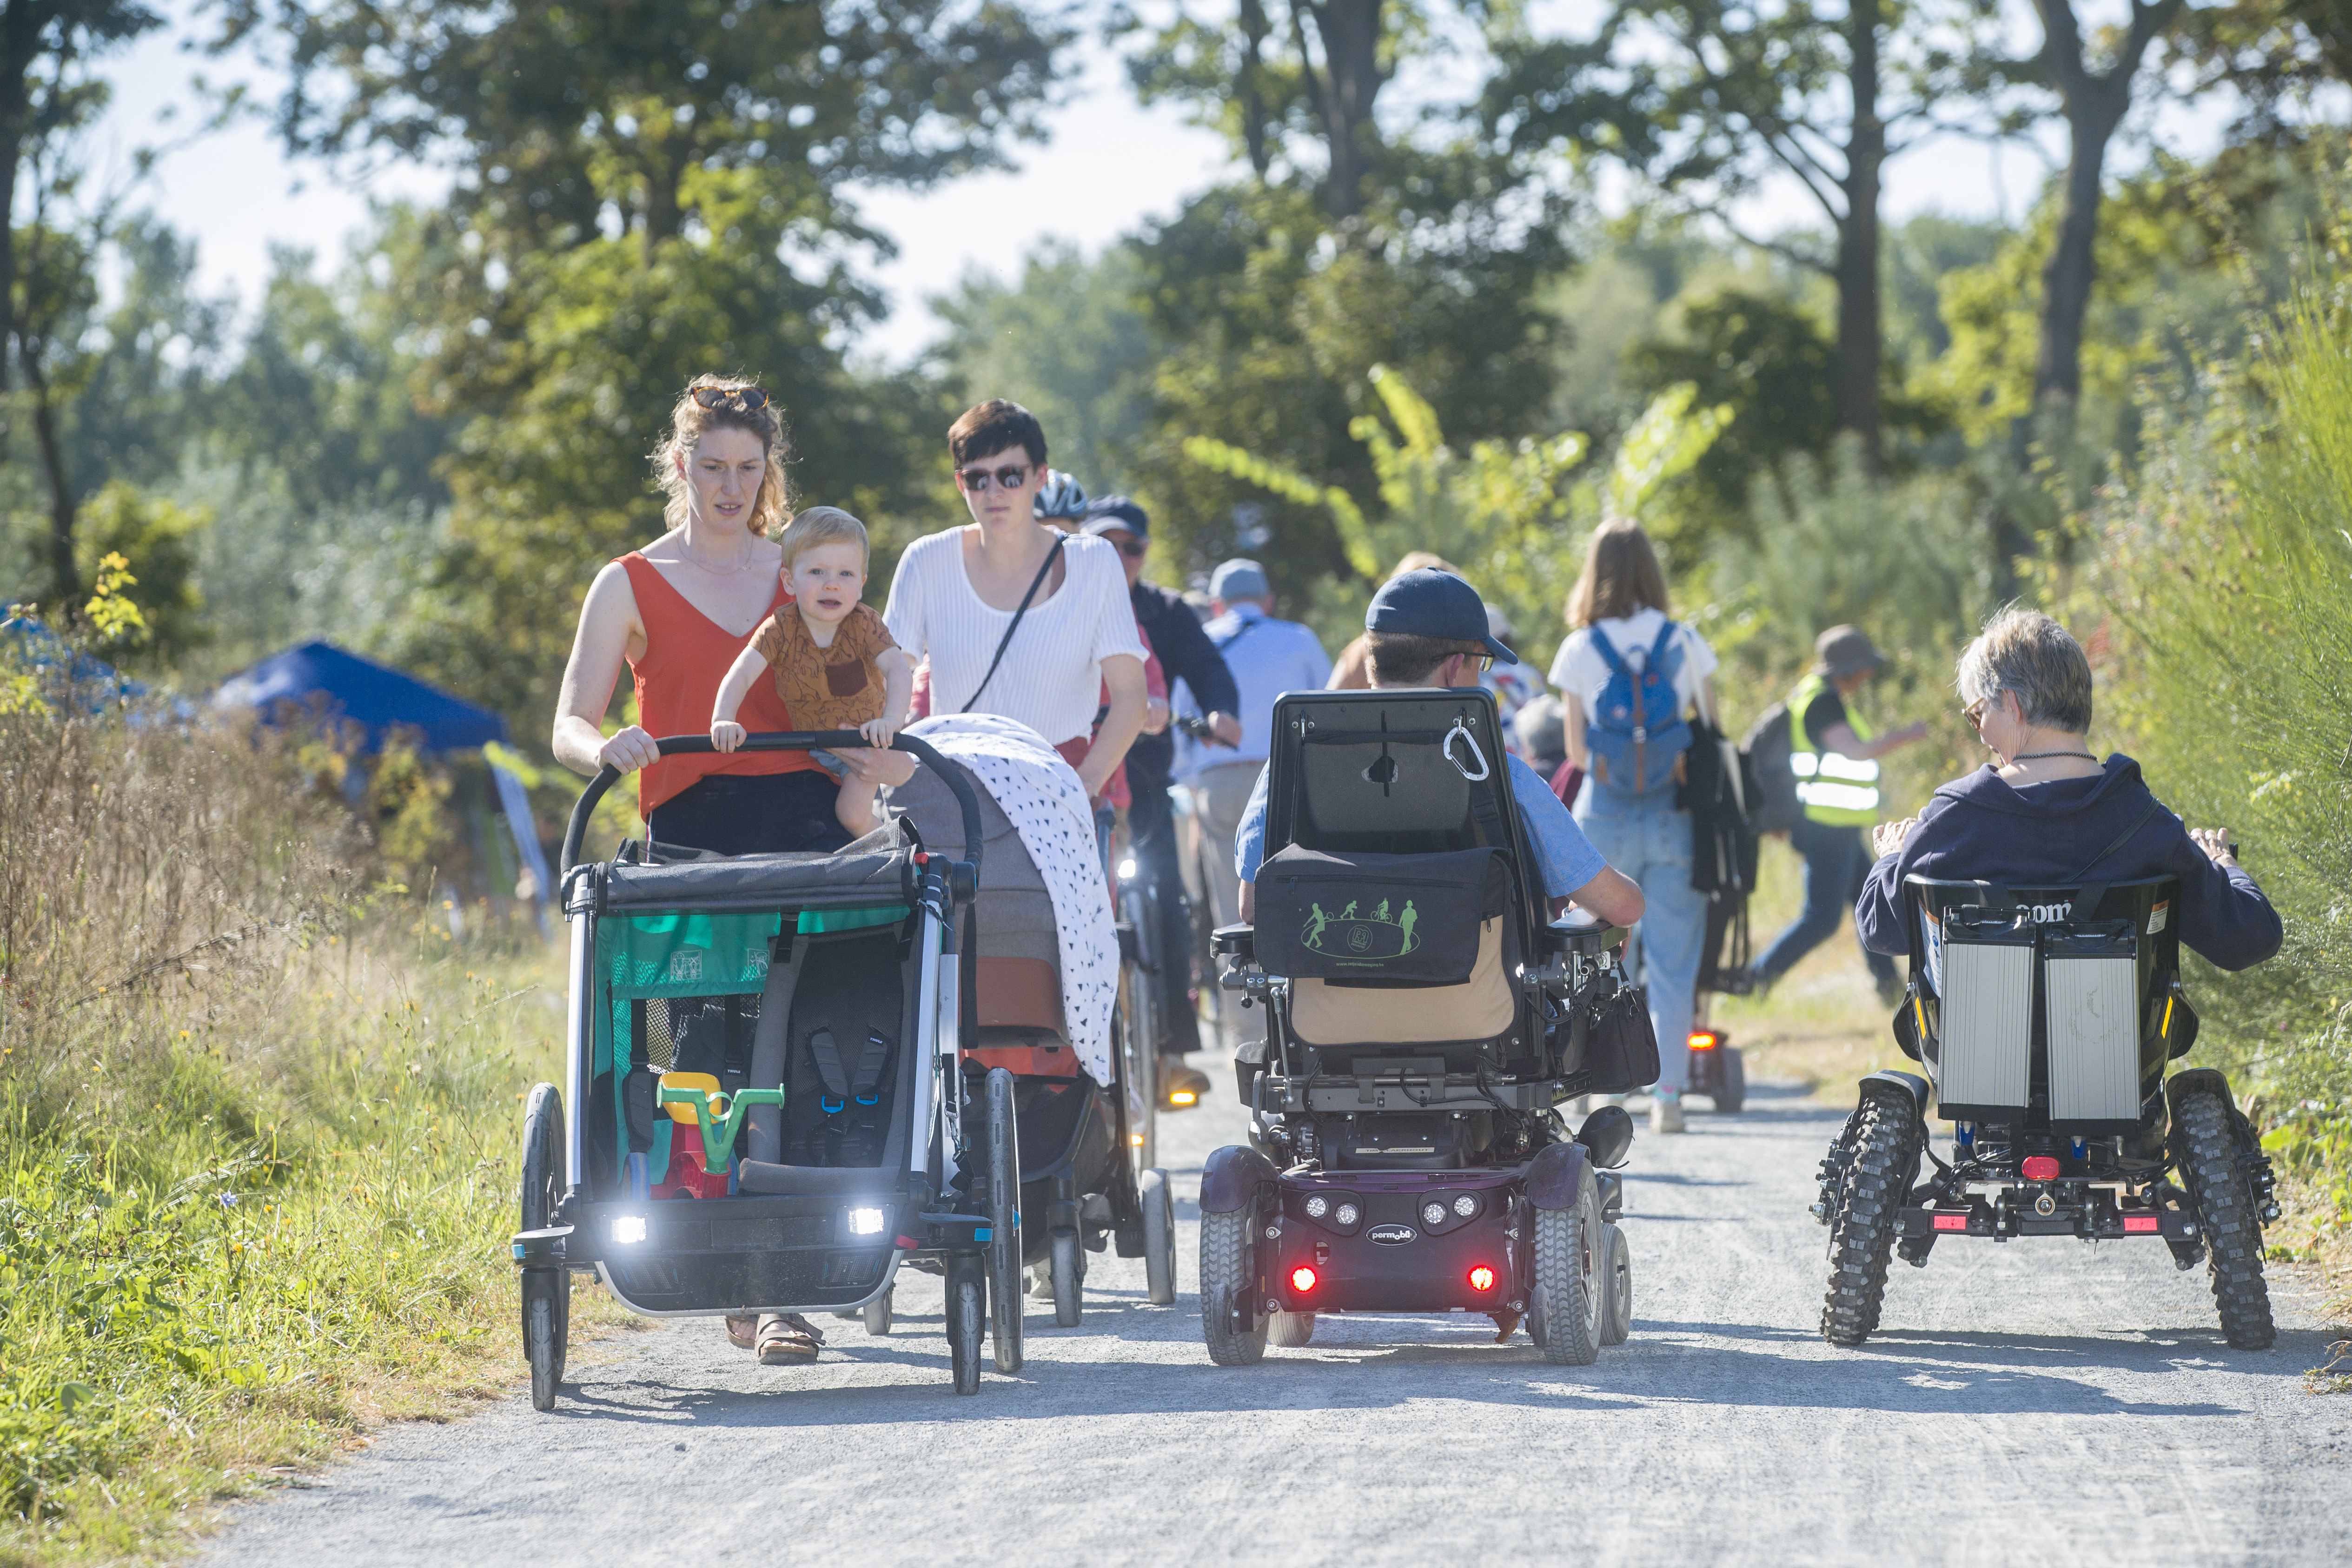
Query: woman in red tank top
552 378 914 857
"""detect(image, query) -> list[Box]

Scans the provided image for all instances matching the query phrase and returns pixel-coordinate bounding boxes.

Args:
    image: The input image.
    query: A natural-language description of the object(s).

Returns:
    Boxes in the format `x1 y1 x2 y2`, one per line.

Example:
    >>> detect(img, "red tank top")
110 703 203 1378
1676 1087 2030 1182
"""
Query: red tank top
620 552 820 816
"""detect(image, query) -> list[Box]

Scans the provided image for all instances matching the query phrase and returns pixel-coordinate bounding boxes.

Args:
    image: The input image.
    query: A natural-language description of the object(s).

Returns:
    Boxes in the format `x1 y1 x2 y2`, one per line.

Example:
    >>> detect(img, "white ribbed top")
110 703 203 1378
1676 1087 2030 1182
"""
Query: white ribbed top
883 527 1148 745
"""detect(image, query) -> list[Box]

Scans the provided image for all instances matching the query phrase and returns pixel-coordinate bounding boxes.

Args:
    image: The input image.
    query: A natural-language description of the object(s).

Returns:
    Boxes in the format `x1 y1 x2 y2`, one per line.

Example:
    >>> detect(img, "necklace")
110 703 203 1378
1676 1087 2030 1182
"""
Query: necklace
679 536 755 576
2011 750 2097 762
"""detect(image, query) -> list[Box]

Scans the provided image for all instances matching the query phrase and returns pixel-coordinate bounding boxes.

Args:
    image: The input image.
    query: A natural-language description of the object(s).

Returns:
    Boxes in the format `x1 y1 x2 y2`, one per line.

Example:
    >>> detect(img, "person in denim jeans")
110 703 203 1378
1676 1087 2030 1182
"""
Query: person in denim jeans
1549 519 1720 1134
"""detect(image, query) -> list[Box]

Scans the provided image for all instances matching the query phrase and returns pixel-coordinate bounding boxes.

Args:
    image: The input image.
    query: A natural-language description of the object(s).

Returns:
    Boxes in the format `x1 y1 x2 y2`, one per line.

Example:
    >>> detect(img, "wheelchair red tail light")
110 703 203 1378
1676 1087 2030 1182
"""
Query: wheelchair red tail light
1687 1029 1722 1052
1467 1265 1497 1292
1290 1265 1319 1294
2021 1156 2061 1181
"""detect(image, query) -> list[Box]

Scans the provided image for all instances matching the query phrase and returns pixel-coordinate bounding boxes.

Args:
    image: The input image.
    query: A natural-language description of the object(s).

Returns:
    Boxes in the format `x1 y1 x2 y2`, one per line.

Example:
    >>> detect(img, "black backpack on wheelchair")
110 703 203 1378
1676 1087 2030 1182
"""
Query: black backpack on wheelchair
1200 688 1657 1368
1814 872 2279 1349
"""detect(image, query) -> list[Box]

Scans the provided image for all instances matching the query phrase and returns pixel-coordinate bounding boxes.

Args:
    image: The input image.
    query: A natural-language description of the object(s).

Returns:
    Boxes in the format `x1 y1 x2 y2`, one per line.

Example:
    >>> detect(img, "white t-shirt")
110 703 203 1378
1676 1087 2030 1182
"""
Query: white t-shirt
1548 608 1717 724
883 528 1149 746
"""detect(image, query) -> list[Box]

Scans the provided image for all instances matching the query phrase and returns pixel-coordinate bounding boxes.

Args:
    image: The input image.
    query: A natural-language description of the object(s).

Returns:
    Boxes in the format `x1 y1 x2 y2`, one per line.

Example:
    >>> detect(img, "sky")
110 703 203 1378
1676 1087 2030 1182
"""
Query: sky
92 0 2239 366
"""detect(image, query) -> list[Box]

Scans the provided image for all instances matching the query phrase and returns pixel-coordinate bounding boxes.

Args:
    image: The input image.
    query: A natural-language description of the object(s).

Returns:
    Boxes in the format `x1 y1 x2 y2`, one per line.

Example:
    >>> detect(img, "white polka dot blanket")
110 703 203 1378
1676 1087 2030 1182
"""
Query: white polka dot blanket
902 714 1118 1086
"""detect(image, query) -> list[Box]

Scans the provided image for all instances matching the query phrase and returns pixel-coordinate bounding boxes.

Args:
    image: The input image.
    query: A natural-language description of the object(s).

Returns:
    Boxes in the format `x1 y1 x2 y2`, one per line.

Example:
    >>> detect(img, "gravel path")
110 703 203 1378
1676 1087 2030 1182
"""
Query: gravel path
204 1068 2350 1567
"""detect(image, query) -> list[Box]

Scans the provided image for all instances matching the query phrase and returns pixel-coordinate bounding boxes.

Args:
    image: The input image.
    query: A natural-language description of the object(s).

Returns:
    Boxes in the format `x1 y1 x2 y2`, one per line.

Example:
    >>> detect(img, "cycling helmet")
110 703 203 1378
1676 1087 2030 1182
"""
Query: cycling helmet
1033 468 1091 521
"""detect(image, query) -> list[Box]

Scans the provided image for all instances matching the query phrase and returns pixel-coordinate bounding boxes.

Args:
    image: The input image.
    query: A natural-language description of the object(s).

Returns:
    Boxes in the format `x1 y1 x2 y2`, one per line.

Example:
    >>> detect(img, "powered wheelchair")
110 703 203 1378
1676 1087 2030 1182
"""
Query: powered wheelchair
1200 688 1658 1366
1814 874 2279 1349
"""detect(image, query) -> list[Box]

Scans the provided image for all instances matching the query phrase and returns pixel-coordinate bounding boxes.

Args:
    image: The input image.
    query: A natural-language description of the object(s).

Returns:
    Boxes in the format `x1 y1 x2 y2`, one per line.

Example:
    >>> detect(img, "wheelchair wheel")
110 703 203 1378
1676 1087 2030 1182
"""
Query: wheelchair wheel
518 1082 568 1409
1050 1230 1084 1328
947 1253 985 1396
2174 1087 2275 1350
1530 1181 1603 1366
1267 1310 1315 1348
1820 1089 1921 1347
863 1286 894 1337
1141 1167 1177 1307
982 1067 1025 1373
1199 1207 1266 1366
1597 1222 1633 1347
1715 1048 1747 1115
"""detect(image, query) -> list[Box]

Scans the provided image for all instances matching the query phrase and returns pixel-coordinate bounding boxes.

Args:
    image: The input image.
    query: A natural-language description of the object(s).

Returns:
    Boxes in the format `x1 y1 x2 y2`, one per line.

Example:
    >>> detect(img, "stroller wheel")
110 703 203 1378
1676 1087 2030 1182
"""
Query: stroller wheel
1051 1231 1084 1327
1141 1167 1177 1306
947 1254 985 1395
1597 1223 1633 1346
518 1082 569 1409
863 1286 894 1337
983 1067 1025 1373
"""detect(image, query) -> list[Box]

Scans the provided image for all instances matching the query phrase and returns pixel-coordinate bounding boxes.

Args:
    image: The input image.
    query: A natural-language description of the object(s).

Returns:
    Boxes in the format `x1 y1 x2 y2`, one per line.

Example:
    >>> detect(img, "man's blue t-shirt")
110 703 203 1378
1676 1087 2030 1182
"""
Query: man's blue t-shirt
1232 753 1608 899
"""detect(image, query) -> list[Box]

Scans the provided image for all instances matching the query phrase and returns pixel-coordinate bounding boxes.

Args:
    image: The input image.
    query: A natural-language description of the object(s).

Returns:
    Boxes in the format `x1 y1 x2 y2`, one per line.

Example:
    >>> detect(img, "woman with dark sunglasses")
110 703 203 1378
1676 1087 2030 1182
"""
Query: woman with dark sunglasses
880 399 1148 809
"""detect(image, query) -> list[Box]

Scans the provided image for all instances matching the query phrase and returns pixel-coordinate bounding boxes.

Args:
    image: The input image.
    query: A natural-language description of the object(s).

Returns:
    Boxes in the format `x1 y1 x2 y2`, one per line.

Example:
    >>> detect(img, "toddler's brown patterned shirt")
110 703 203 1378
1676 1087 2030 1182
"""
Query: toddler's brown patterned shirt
751 602 897 732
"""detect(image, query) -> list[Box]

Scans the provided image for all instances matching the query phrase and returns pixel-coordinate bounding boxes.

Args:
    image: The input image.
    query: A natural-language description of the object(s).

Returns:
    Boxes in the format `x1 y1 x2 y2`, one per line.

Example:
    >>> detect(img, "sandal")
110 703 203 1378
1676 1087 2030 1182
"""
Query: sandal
724 1314 757 1350
756 1312 826 1365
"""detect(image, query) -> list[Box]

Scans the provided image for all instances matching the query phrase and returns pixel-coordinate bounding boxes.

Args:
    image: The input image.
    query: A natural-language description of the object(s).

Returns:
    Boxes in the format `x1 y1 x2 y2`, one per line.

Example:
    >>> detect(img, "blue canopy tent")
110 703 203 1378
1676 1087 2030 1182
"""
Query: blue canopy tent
212 642 553 919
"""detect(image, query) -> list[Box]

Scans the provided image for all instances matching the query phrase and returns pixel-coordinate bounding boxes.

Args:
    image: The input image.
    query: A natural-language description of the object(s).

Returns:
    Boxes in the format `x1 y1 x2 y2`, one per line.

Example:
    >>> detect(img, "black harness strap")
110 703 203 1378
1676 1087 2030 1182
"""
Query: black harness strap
808 1027 852 1112
850 1028 894 1105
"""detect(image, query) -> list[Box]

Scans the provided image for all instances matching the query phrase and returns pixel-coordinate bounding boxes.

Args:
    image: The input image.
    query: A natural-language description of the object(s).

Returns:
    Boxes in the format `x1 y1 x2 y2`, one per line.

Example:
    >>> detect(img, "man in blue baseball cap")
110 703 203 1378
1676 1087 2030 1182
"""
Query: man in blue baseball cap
1232 569 1645 930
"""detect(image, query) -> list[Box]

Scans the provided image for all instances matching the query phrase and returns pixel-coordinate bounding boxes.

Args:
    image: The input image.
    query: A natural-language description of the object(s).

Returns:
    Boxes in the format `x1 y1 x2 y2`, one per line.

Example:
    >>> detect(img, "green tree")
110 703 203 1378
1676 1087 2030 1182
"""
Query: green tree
221 0 1070 731
1485 0 1992 460
931 242 1156 497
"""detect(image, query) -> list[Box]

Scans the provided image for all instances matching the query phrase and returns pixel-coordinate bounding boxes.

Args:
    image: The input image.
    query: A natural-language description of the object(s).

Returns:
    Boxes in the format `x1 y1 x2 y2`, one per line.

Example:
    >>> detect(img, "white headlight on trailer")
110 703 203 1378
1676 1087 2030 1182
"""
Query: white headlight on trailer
610 1215 648 1245
1117 858 1138 880
847 1206 887 1236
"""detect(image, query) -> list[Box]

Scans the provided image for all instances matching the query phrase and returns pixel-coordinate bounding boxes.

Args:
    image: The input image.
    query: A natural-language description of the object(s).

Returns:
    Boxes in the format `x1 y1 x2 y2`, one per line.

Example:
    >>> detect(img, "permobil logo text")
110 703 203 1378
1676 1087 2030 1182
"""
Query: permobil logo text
1367 1224 1416 1245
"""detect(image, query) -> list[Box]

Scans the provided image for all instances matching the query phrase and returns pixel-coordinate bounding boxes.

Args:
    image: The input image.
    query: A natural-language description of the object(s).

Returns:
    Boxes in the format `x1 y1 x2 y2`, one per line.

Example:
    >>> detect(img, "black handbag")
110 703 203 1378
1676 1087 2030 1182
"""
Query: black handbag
1570 978 1660 1096
1252 844 1507 984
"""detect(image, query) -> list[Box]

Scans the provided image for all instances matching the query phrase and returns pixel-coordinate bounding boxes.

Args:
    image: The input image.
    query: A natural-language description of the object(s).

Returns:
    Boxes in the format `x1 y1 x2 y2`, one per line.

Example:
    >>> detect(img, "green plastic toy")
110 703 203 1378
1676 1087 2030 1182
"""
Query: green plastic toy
658 1083 786 1166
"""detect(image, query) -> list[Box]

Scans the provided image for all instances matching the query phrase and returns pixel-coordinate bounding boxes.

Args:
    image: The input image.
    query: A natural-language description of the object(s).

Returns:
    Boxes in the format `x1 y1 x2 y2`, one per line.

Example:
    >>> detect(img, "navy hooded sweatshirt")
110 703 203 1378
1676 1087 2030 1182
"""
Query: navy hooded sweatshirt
1855 755 2282 972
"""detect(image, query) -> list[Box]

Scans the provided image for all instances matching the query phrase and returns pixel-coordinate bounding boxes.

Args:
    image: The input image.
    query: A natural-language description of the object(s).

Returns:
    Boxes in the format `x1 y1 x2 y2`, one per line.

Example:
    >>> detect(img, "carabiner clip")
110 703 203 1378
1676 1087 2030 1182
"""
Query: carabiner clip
1444 719 1491 782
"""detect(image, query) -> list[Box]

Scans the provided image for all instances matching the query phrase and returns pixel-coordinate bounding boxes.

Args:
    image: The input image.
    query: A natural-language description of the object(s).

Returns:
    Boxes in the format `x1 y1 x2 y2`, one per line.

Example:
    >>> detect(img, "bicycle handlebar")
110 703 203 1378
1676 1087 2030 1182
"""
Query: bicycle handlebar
557 730 985 881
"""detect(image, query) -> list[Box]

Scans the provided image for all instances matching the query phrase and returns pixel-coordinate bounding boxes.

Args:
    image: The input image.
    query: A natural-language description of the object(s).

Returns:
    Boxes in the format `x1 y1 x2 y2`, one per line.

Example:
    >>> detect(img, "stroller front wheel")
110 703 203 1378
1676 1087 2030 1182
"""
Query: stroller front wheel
983 1066 1026 1373
948 1255 986 1395
1141 1167 1177 1306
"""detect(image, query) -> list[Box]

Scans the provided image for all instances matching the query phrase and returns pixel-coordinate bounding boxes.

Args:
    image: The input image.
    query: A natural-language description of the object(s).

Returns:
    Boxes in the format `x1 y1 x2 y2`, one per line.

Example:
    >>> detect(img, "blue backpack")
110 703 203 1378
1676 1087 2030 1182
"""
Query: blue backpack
1586 623 1690 796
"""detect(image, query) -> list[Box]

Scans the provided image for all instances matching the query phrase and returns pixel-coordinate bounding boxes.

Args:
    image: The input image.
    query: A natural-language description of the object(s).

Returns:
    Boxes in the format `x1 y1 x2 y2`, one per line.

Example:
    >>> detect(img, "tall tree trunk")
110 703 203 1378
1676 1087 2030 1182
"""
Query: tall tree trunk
2026 0 2183 416
23 338 74 601
1239 0 1273 179
1833 0 1886 462
1294 0 1386 219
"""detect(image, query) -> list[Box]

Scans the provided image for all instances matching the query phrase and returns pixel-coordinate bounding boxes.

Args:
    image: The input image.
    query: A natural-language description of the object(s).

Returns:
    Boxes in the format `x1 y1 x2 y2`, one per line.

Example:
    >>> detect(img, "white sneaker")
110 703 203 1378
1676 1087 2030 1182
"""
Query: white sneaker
1651 1092 1687 1135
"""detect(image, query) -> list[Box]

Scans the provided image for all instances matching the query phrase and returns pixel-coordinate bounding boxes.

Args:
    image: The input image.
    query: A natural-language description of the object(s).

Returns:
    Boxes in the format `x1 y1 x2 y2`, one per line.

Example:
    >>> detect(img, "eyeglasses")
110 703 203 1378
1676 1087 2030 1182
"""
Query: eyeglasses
691 384 769 411
956 464 1033 492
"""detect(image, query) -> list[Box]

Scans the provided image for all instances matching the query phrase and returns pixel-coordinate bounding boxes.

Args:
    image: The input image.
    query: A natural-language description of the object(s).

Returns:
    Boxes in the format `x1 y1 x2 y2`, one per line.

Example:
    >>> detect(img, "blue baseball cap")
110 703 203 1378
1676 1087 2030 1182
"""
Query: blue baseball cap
1081 496 1149 540
1365 569 1517 664
1210 558 1270 601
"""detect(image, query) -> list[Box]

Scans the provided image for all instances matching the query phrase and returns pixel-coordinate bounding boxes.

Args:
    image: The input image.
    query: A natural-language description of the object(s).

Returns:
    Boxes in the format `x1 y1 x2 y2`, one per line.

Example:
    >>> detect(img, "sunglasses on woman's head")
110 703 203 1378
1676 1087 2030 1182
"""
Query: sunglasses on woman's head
691 385 769 411
956 464 1032 492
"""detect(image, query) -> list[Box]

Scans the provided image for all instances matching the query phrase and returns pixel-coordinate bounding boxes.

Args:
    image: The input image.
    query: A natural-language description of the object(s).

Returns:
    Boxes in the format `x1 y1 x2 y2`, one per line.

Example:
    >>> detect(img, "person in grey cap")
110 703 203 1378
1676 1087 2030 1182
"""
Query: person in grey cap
1744 622 1929 1001
1185 557 1331 1045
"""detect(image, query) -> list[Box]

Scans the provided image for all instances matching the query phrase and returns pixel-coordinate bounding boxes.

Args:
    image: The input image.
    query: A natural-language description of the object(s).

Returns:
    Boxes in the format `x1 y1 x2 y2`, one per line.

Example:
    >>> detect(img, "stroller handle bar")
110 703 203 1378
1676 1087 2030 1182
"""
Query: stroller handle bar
558 731 985 880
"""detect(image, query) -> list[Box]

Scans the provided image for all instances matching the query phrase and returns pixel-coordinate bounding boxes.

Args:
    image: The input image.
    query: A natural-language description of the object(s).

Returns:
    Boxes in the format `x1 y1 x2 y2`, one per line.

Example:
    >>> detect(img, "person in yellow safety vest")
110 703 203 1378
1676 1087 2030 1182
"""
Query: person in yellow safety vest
1743 625 1928 1004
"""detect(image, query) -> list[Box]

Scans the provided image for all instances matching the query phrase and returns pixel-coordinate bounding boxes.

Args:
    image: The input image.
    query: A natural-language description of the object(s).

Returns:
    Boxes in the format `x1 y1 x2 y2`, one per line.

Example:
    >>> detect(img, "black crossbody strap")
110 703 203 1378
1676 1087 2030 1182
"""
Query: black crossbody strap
961 538 1065 713
2068 798 2165 884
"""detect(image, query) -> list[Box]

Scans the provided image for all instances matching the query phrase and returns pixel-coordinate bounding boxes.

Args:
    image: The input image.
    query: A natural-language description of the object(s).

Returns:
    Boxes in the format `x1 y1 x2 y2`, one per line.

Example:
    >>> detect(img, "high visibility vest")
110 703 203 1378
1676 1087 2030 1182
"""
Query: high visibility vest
1788 673 1881 826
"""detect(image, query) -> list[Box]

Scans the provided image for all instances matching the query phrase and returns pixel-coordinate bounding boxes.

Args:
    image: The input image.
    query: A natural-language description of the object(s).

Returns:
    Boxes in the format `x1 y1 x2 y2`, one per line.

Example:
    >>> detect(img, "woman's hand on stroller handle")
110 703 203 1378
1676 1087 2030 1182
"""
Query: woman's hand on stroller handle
710 719 747 753
597 725 663 774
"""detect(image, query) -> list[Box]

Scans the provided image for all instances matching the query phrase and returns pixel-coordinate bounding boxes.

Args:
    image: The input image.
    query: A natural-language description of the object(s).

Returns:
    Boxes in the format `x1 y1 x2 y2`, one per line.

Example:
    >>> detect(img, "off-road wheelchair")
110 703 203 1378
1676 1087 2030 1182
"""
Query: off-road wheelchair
1813 874 2279 1348
1199 688 1658 1366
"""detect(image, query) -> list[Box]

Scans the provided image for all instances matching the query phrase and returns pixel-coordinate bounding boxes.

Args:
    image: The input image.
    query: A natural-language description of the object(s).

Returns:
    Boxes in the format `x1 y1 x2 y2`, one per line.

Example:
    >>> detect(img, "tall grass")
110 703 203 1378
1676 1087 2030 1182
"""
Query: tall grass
0 699 586 1564
2073 252 2352 1277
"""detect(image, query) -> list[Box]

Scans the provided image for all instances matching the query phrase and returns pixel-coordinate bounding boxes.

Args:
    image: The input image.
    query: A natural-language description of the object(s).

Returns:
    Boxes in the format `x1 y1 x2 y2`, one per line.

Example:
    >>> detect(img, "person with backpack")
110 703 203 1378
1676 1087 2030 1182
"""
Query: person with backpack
1549 518 1720 1134
1741 624 1928 1003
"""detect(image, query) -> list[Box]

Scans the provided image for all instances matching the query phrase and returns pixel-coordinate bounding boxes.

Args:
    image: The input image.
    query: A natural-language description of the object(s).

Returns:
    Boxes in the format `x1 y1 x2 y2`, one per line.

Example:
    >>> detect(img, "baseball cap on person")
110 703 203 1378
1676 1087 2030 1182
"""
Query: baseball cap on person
1366 569 1518 664
1815 624 1888 679
1210 558 1270 602
1081 496 1149 540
